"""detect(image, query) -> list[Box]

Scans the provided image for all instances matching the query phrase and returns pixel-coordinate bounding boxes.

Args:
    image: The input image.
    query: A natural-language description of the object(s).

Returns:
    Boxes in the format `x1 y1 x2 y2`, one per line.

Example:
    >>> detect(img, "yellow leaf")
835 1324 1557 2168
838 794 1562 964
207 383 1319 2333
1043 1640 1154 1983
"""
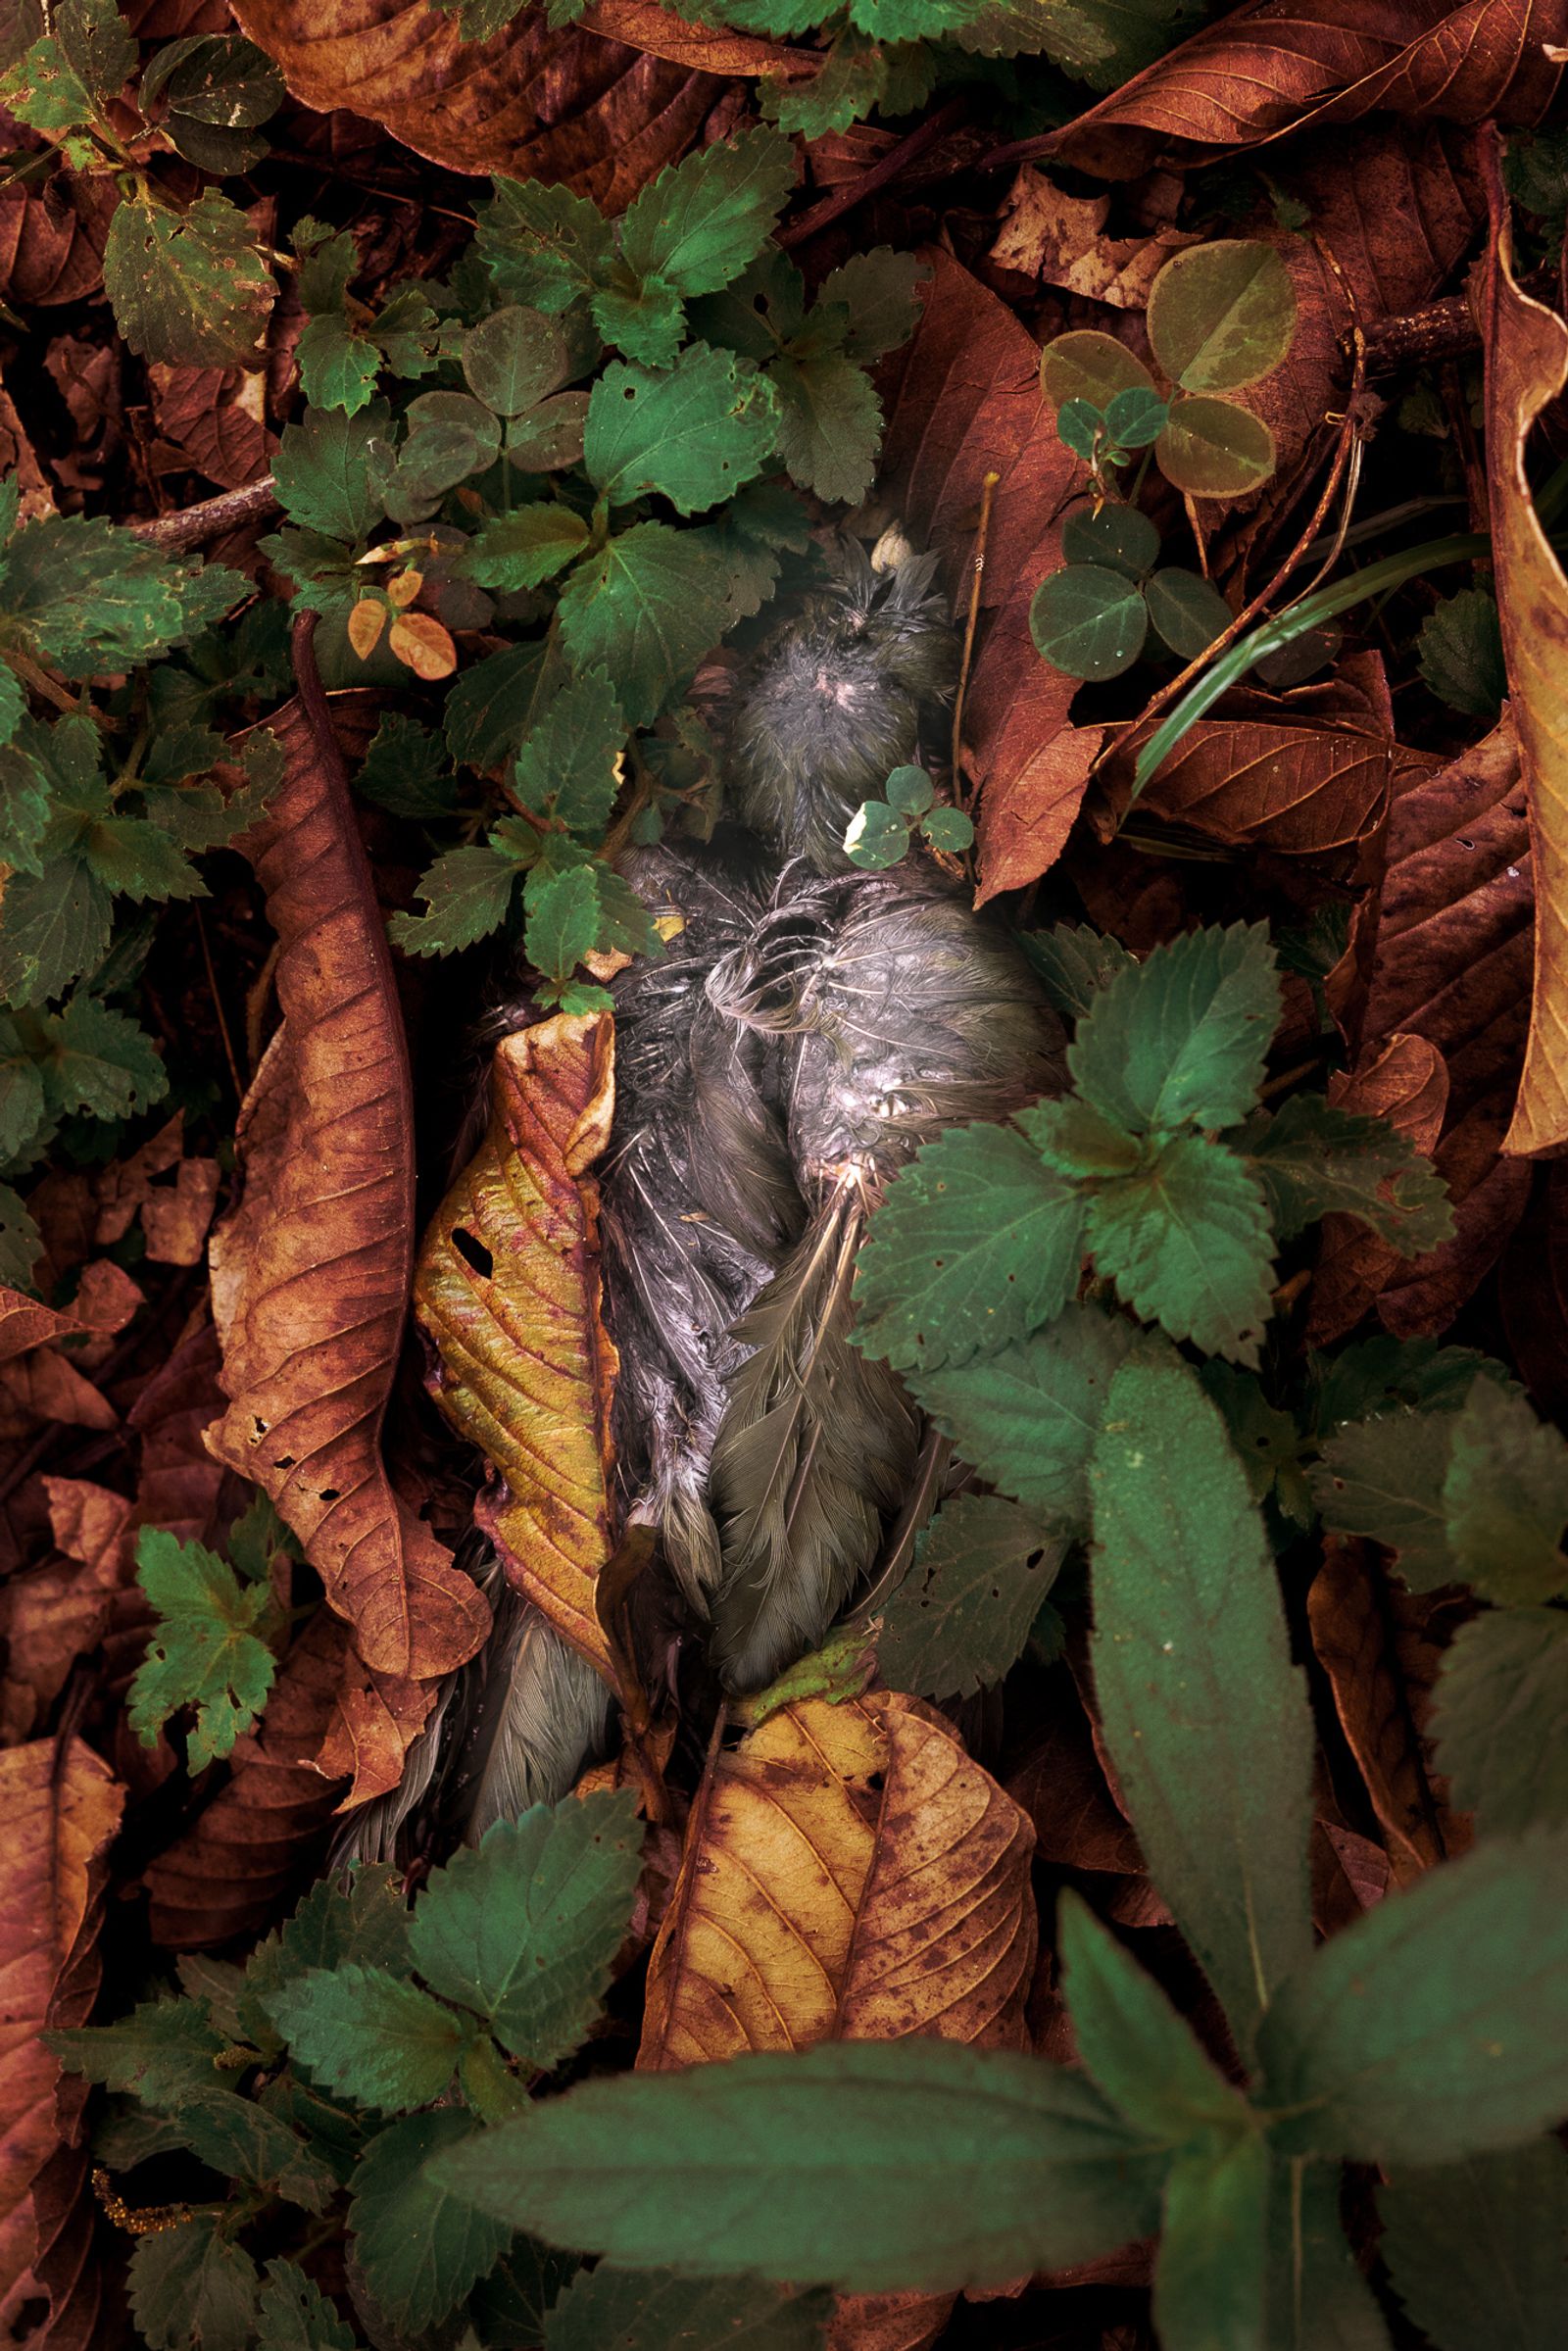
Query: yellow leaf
347 597 385 660
415 1013 620 1686
389 610 457 679
1483 133 1568 1154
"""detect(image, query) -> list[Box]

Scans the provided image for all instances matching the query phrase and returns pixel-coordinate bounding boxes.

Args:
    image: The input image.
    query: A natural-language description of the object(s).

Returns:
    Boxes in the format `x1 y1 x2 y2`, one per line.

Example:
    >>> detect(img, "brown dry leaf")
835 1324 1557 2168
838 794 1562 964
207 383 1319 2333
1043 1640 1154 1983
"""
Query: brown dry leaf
206 692 489 1684
97 1115 222 1268
1308 1034 1449 1345
0 1288 118 1446
1132 712 1394 856
1307 1539 1471 1885
987 169 1198 306
142 1608 350 1948
0 381 54 519
230 0 791 205
879 248 1102 902
315 1655 437 1808
0 1740 122 2346
1006 1689 1147 1877
0 1484 128 1745
1481 137 1568 1153
416 1012 619 1687
1310 1817 1392 1936
1498 1163 1568 1420
0 179 116 307
1050 0 1566 178
126 1310 228 1546
147 364 270 492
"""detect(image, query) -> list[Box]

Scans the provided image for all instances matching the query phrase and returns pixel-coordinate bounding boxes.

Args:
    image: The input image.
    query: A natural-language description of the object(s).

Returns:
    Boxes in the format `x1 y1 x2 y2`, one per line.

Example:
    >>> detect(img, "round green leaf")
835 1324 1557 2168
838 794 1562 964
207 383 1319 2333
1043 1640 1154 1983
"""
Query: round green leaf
1103 387 1168 450
405 389 503 455
1056 400 1103 464
885 764 935 817
1155 397 1276 499
1144 568 1233 659
1040 330 1157 413
920 806 975 853
1030 563 1149 682
1061 502 1161 580
462 306 570 416
1147 240 1298 393
844 801 910 870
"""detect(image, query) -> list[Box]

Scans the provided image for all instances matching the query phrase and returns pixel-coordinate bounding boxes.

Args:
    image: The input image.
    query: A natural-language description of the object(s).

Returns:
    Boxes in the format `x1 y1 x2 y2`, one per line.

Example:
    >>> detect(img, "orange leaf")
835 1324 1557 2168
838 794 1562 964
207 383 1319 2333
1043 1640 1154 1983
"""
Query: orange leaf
205 680 489 1683
347 596 386 660
388 609 457 679
416 1012 620 1686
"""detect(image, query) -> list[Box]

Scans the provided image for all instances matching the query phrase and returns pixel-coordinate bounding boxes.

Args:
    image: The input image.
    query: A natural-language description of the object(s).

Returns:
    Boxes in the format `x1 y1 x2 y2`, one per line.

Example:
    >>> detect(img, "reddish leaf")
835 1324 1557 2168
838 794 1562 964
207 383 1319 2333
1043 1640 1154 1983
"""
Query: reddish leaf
1133 712 1393 855
146 364 270 495
1307 1033 1449 1344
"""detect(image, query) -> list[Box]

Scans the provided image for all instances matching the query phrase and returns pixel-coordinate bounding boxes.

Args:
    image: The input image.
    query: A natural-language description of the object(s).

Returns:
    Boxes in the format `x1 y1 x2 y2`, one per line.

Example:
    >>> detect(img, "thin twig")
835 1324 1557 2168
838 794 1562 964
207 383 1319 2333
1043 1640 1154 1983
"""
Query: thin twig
951 469 1000 817
193 901 246 1104
776 97 969 250
130 474 278 552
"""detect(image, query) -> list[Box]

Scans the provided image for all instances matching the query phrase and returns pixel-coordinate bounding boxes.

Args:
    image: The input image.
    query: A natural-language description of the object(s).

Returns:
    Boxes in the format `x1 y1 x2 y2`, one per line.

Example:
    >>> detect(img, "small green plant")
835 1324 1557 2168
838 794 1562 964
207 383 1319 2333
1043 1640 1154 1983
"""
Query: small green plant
844 763 974 867
127 1497 299 1772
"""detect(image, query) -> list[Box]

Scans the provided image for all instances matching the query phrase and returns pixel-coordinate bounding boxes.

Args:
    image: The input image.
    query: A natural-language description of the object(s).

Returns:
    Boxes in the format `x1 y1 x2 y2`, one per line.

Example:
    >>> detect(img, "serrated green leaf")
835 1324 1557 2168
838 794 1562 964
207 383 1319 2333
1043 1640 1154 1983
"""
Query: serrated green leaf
1377 2142 1568 2351
1244 1093 1454 1250
238 1866 412 2055
618 126 795 300
769 349 884 505
1431 1608 1568 1836
1312 1409 1459 1590
1058 1889 1250 2139
1022 921 1137 1021
0 860 112 1004
476 177 616 314
815 247 922 364
104 190 274 368
408 1790 642 2069
907 1302 1137 1529
265 1963 469 2113
1147 241 1297 393
548 2269 832 2351
761 28 889 139
585 346 777 515
591 271 686 368
430 2041 1167 2291
557 520 731 725
1 517 239 675
1087 1133 1276 1365
1442 1376 1568 1603
294 314 384 415
853 1122 1085 1372
523 860 599 982
873 1494 1064 1701
1417 586 1507 718
82 813 205 904
1070 920 1280 1137
1031 562 1148 681
1257 1826 1568 2162
388 845 520 957
154 2084 338 2213
0 1021 47 1162
1263 2156 1391 2351
354 713 457 819
446 638 549 768
1312 1337 1498 1436
0 1183 39 1287
1019 1094 1146 1179
1155 2131 1271 2351
1090 1356 1314 2045
271 402 391 544
50 1996 223 2106
513 669 625 834
129 2220 260 2351
465 503 591 592
1200 1360 1311 1521
0 34 96 157
39 996 168 1119
472 2236 580 2349
256 2258 359 2351
128 1526 275 1770
353 2110 512 2332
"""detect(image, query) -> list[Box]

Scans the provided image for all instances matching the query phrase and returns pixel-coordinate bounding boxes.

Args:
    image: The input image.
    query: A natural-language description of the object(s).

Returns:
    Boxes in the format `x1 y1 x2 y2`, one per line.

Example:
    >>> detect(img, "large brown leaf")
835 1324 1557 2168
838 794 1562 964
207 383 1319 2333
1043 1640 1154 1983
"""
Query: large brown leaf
231 0 796 205
416 1013 620 1688
205 691 489 1685
1481 138 1568 1154
879 249 1102 903
0 1740 122 2348
1050 0 1566 177
1132 711 1393 856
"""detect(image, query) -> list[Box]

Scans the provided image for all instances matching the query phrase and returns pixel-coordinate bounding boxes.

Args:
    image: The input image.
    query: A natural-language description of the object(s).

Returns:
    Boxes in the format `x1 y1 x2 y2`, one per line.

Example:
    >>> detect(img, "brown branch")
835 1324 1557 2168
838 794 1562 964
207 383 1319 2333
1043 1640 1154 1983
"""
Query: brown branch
129 474 278 552
1361 296 1478 375
776 97 970 250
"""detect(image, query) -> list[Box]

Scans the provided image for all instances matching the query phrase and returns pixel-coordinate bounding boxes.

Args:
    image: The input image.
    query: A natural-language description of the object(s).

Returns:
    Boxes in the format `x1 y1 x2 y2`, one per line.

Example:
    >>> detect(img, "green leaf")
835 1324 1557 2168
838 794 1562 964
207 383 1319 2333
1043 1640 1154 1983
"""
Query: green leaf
1060 501 1160 578
852 1122 1085 1372
1069 921 1280 1138
1244 1094 1454 1251
592 272 686 369
408 1790 642 2070
1264 2158 1391 2351
512 670 626 835
1103 384 1168 448
472 2237 579 2349
524 860 599 983
1312 1409 1459 1590
585 346 777 515
814 247 922 364
1431 1608 1568 1836
38 996 168 1120
1090 1355 1314 2044
294 314 384 415
264 1964 470 2113
1057 399 1106 465
271 403 390 544
256 2259 359 2351
1442 1376 1568 1603
238 1866 412 2055
547 2269 832 2351
1041 329 1157 413
1312 1336 1498 1434
1022 921 1137 1022
128 2221 260 2351
464 502 591 591
463 303 571 415
476 177 616 315
1058 1889 1250 2139
151 2085 337 2213
1156 396 1277 498
843 800 909 870
1018 1094 1145 1179
352 2110 513 2334
874 1494 1065 1701
1031 562 1149 680
769 350 884 505
0 862 111 1005
1148 241 1297 393
908 1303 1137 1529
1259 1826 1568 2161
1 520 240 675
618 126 795 300
388 846 520 958
1086 1133 1276 1365
921 805 974 852
50 1996 223 2107
1377 2142 1568 2351
446 639 549 768
1155 2133 1271 2351
354 714 457 819
82 813 204 904
556 520 731 725
103 190 274 368
884 764 934 817
0 1184 40 1287
1418 586 1508 718
1145 565 1232 659
430 2040 1167 2291
128 1526 276 1771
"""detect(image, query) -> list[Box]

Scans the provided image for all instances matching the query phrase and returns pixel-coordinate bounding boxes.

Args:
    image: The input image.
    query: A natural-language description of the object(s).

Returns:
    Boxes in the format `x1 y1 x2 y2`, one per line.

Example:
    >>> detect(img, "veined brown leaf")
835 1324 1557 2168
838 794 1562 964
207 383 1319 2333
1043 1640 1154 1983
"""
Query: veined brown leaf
1308 1034 1449 1345
0 1740 122 2349
1481 136 1568 1154
230 0 796 207
1133 712 1393 855
204 692 489 1685
416 1012 620 1689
